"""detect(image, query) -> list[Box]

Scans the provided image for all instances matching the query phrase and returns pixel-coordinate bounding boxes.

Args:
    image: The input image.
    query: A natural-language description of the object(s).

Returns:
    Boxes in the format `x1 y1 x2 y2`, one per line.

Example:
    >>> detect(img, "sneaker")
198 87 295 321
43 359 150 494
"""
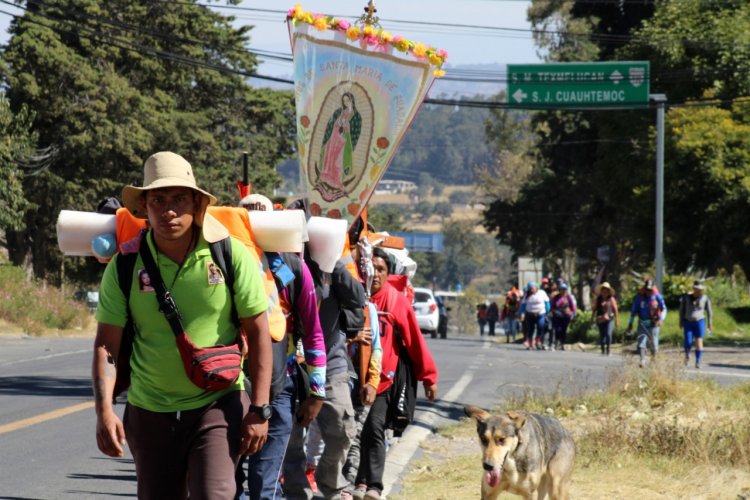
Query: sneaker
305 465 318 493
684 356 689 367
340 490 354 500
364 488 382 500
695 362 701 369
352 484 367 500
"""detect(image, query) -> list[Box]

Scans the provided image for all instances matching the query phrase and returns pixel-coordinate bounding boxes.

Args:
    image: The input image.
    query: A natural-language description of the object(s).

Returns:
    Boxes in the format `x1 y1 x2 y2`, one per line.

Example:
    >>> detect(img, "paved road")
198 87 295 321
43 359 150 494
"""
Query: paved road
0 334 747 499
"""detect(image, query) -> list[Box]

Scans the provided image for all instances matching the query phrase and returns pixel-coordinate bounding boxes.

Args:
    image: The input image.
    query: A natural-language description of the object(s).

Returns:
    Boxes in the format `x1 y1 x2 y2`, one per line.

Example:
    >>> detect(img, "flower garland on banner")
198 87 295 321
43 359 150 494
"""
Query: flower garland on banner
287 4 448 77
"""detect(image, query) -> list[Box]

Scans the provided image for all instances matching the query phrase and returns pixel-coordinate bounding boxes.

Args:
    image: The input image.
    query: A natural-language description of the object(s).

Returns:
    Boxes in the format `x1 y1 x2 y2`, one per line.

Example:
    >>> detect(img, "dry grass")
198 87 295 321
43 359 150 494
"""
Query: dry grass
391 358 750 499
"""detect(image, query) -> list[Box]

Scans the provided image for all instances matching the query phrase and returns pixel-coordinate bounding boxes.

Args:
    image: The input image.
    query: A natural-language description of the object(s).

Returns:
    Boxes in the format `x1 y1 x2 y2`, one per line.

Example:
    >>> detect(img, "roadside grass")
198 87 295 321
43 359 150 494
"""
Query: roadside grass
0 263 92 335
392 357 750 499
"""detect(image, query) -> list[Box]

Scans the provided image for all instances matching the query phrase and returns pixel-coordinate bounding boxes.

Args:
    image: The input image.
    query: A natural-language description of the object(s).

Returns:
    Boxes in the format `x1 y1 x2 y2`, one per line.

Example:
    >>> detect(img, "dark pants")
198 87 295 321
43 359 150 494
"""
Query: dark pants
488 320 497 336
598 320 613 354
551 316 571 347
355 390 392 493
124 390 249 500
237 373 295 500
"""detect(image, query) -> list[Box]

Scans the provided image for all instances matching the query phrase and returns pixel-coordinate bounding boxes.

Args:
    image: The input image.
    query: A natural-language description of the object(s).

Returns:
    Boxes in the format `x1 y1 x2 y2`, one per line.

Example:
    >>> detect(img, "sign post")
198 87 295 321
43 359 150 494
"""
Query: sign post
507 61 650 107
651 94 667 291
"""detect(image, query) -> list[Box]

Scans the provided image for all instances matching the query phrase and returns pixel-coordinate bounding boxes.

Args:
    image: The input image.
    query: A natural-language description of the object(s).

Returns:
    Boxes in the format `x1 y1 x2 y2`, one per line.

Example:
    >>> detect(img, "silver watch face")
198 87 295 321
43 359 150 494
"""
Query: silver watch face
261 405 273 419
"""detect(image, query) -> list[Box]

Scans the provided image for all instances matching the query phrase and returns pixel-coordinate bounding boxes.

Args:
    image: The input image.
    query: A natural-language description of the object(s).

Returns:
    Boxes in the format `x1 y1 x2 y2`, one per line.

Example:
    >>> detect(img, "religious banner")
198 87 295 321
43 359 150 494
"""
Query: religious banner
287 4 447 225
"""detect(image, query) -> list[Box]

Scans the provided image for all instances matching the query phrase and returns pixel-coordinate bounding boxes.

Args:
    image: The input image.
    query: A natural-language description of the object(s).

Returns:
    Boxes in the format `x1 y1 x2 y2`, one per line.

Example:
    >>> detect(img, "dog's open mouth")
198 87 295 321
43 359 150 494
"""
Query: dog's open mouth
485 468 501 488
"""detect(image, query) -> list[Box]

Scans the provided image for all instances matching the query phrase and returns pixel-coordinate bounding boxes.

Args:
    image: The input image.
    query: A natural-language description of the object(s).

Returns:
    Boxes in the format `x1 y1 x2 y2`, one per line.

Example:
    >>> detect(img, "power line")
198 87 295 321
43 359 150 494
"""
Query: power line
2 4 749 112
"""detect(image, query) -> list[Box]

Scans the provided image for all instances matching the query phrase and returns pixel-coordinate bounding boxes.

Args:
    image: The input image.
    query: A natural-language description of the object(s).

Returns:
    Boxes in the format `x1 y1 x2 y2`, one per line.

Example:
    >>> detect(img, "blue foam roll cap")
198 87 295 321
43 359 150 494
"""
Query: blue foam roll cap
91 233 117 259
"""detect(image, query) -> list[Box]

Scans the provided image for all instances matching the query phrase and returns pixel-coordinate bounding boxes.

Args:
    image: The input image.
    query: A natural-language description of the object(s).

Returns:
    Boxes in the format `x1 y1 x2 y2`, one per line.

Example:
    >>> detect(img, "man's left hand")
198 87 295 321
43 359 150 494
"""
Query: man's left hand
296 398 324 428
240 412 269 456
423 382 438 401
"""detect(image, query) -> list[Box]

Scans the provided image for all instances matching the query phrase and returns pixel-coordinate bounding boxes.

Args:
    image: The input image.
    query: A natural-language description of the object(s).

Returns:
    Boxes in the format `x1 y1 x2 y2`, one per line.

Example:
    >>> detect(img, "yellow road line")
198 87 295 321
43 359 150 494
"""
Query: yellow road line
0 401 94 435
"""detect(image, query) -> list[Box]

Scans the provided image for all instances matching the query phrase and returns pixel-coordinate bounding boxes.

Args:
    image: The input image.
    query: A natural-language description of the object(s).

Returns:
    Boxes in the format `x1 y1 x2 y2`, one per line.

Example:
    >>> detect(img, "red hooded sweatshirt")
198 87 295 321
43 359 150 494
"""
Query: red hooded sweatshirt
371 281 439 395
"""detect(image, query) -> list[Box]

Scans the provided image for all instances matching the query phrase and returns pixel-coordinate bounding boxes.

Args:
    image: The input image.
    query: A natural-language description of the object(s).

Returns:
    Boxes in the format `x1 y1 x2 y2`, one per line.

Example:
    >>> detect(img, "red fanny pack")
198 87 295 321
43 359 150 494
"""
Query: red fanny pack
175 330 245 391
138 234 245 392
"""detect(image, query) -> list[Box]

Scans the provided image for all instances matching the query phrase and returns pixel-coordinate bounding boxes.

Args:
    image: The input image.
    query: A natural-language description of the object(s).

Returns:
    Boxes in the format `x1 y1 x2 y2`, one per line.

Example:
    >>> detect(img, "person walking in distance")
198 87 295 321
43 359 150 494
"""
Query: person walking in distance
500 286 521 343
93 152 273 499
679 280 713 369
625 278 667 367
592 282 619 356
520 282 550 350
486 300 499 337
550 283 576 351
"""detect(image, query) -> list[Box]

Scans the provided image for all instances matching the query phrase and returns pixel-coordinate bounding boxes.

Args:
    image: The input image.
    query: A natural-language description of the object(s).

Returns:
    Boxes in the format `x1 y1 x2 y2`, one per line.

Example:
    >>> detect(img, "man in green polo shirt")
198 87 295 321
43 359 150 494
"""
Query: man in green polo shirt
92 151 273 499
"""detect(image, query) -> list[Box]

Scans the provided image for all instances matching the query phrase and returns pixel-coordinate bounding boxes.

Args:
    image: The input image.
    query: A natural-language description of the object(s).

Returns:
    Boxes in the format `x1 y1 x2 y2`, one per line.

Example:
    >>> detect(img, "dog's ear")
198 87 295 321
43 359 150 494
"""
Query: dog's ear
506 411 527 431
464 405 490 423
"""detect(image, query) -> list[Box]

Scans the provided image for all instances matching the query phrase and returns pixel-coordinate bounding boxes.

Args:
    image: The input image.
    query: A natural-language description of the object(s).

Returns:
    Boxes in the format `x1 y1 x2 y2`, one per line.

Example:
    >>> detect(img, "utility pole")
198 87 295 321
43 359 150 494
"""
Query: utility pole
650 94 667 290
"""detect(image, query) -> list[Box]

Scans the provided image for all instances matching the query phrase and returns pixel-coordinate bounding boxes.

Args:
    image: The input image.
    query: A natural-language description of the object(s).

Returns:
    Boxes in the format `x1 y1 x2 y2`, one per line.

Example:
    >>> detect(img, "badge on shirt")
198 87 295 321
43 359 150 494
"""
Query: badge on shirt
207 261 224 285
137 269 154 293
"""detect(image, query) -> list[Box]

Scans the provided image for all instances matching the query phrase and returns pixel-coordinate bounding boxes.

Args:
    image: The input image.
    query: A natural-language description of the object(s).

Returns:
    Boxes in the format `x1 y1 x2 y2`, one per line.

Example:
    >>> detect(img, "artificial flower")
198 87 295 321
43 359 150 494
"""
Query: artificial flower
313 16 328 31
336 19 351 31
346 26 360 40
380 31 393 43
436 49 448 61
412 42 428 58
433 68 446 77
393 36 411 52
429 53 443 66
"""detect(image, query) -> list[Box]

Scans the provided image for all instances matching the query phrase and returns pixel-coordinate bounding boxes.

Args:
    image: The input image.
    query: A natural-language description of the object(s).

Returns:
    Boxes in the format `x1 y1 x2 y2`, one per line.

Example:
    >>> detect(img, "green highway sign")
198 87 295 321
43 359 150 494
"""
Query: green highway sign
507 61 650 107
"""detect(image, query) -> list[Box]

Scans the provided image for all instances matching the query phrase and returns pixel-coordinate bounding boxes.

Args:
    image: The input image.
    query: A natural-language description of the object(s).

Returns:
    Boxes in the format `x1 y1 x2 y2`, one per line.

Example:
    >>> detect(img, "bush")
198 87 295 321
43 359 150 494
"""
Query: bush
0 264 91 335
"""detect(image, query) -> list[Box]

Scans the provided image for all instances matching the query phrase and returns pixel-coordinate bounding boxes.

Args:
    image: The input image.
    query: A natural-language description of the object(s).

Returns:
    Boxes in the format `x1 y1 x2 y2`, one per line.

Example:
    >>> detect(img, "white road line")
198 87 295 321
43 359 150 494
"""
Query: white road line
691 369 750 379
381 339 489 497
0 349 90 368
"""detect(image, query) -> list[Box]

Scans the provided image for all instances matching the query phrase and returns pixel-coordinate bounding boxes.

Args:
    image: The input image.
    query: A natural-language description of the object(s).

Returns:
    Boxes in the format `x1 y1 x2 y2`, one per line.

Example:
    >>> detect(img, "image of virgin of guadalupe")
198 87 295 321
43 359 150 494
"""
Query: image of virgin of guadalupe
315 92 362 201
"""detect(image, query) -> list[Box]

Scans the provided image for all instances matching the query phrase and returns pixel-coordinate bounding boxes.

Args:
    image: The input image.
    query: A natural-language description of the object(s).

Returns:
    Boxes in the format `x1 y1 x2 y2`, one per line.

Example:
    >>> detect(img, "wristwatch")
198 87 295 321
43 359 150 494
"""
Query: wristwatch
249 404 273 421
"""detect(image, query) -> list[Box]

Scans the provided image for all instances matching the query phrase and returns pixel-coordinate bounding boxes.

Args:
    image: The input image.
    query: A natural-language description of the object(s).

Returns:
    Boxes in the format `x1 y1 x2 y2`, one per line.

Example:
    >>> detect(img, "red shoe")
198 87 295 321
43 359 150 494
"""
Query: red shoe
306 464 318 493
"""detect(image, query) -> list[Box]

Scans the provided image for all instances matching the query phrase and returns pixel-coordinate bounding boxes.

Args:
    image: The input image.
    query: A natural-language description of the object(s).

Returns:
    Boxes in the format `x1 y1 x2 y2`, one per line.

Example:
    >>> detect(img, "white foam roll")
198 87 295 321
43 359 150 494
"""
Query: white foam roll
56 210 117 256
248 209 306 253
307 216 347 273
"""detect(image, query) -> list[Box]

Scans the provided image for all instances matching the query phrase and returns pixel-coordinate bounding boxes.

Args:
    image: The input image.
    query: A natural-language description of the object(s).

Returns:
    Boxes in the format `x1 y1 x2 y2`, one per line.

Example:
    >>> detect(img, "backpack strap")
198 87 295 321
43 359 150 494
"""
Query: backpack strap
209 237 237 327
113 250 138 402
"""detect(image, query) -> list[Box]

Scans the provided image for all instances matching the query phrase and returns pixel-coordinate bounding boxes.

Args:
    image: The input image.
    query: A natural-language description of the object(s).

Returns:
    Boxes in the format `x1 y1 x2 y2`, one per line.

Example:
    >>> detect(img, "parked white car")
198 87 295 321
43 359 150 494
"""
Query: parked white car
413 287 440 338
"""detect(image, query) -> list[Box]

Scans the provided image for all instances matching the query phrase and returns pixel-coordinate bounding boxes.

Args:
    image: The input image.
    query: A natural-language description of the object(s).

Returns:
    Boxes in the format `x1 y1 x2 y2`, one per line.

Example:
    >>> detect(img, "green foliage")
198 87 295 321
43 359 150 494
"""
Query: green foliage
0 94 36 232
0 264 91 334
453 286 486 335
367 204 404 233
391 98 495 186
2 0 295 282
487 0 750 281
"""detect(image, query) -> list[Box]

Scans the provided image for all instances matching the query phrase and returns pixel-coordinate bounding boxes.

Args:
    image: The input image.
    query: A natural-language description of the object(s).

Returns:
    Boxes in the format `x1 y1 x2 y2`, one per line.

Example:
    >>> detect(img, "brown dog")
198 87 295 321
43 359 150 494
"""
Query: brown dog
465 405 575 500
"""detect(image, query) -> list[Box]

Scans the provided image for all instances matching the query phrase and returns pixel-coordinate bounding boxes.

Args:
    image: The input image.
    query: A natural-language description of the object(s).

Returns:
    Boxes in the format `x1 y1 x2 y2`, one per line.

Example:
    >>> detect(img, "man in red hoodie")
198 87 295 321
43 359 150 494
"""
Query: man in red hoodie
351 248 438 500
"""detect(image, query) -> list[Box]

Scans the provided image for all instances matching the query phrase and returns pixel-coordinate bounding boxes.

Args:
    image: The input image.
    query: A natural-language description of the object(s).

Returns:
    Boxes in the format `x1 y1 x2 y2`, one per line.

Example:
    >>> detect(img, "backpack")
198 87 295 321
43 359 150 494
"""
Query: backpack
112 235 235 401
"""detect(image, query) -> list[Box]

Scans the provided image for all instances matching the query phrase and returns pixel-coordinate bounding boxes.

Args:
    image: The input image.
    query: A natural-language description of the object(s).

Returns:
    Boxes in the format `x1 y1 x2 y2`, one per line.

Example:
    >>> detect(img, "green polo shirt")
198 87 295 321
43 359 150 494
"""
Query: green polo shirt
96 231 267 412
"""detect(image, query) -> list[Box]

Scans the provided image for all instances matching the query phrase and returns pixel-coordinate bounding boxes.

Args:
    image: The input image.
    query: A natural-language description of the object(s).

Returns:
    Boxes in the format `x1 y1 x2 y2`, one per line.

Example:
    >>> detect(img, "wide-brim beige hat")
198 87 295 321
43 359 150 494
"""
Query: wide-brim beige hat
121 151 217 226
595 282 614 295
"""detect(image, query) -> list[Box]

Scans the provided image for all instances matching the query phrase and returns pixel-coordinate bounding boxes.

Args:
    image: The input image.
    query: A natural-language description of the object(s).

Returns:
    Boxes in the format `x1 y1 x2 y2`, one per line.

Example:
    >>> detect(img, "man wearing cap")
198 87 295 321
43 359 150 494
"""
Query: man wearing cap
626 278 667 367
679 280 713 369
92 152 273 499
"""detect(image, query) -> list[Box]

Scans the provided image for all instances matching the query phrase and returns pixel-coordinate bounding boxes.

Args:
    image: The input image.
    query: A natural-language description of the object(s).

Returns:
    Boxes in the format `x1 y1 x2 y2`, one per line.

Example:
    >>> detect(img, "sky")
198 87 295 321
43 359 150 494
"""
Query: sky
0 0 541 79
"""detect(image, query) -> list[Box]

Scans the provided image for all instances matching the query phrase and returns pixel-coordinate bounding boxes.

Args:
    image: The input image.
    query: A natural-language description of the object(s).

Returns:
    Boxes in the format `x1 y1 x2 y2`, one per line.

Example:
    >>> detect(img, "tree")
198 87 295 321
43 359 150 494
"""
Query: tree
2 0 295 282
0 95 36 235
367 204 404 233
434 201 453 222
484 0 750 286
